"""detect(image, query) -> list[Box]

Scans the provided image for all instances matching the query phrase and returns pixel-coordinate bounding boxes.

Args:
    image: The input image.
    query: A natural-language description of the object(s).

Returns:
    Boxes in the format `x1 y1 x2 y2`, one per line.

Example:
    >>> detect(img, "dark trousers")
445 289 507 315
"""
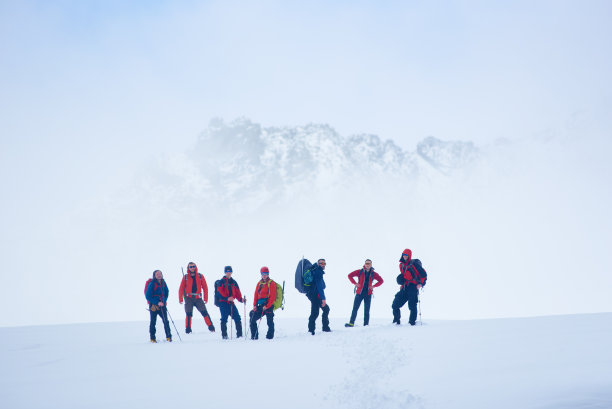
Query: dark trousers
249 306 274 339
392 285 419 324
307 293 330 332
149 307 171 340
349 293 372 326
219 302 242 337
184 297 213 328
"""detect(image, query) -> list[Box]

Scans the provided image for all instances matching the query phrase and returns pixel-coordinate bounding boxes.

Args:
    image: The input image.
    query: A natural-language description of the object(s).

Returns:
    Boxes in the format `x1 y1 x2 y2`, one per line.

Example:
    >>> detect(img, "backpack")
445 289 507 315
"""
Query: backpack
269 280 284 311
295 258 314 294
398 259 428 286
144 278 153 305
213 280 222 307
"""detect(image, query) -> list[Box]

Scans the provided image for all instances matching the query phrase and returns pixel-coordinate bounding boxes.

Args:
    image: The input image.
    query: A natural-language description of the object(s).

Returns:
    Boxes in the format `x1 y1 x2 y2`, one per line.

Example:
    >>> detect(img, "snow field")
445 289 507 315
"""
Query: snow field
1 314 611 409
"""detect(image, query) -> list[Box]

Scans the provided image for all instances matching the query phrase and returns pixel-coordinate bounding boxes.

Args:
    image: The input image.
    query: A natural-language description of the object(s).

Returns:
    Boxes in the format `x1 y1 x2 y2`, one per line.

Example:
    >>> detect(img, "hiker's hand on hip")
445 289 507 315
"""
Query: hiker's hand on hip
321 300 327 307
228 296 234 302
158 302 164 306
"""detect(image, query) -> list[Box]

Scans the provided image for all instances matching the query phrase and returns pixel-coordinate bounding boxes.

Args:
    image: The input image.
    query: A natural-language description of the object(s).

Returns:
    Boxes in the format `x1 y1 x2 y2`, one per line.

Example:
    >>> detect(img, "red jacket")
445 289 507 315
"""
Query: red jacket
179 270 209 303
348 267 384 295
253 278 277 310
399 252 427 288
216 277 243 303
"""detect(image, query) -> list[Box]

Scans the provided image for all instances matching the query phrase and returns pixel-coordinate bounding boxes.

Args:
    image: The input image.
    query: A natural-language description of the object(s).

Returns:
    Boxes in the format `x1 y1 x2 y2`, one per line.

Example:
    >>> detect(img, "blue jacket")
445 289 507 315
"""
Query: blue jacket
146 279 169 305
308 264 327 300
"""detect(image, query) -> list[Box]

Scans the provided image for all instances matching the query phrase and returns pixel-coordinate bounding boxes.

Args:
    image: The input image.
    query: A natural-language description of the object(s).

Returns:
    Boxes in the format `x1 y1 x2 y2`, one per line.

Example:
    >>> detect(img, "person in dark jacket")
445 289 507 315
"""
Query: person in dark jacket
250 267 277 340
345 259 384 327
145 270 172 342
392 249 427 325
307 258 331 335
214 266 244 339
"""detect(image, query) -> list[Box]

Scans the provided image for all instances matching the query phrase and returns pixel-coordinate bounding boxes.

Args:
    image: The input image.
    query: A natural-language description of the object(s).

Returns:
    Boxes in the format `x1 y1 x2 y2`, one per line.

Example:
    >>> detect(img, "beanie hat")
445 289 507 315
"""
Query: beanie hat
402 249 412 257
260 266 269 274
224 266 233 273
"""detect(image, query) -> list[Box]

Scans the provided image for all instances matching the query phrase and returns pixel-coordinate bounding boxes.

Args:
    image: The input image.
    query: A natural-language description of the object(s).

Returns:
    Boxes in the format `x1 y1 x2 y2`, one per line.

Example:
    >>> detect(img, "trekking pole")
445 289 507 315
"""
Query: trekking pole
256 307 265 338
165 307 183 342
230 301 234 340
243 296 247 341
418 288 423 326
281 280 285 310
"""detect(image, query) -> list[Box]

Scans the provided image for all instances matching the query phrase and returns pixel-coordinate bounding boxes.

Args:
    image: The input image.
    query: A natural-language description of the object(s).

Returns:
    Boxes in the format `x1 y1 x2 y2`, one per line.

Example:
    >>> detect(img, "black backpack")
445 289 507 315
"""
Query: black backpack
397 259 427 286
295 258 314 294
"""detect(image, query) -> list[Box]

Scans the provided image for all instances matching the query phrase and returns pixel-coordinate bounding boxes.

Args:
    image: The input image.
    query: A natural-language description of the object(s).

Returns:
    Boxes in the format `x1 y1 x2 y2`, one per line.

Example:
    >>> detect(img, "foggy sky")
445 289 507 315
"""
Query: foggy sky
1 0 611 327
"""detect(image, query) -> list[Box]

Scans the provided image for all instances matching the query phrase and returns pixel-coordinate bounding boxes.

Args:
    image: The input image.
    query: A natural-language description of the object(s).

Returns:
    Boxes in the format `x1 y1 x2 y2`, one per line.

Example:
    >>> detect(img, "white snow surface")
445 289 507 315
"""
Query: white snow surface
2 313 611 409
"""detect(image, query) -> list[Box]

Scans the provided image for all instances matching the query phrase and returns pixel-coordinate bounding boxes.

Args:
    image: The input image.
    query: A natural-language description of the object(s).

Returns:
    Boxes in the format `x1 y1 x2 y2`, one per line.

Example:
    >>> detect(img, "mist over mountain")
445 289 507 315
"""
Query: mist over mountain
135 117 479 216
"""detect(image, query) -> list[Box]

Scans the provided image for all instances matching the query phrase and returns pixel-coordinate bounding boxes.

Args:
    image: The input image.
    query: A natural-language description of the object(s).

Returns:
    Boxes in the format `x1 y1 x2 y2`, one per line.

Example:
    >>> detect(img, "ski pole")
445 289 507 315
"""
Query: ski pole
230 301 233 340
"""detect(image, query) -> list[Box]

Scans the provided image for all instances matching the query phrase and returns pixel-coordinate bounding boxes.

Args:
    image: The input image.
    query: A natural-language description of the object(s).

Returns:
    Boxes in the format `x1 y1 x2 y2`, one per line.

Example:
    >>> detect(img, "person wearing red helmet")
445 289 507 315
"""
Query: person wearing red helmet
392 249 427 325
249 266 277 340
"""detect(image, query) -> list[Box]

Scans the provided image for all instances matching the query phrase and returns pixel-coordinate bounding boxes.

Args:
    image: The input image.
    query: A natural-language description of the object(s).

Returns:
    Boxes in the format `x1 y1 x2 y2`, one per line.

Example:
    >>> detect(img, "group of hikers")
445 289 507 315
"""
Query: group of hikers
144 248 427 342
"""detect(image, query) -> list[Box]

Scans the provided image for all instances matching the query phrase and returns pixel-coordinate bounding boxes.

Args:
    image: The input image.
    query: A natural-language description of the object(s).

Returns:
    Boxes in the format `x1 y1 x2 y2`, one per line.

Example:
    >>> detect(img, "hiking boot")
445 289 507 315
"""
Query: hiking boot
150 339 157 343
208 325 216 332
322 327 332 332
409 322 416 326
344 323 354 327
308 330 315 335
222 335 228 340
392 319 400 325
166 337 172 342
185 327 192 334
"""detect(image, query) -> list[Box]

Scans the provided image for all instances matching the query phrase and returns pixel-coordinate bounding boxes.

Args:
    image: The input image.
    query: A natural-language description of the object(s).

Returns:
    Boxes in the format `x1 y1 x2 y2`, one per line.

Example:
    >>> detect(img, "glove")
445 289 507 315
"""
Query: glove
150 305 158 312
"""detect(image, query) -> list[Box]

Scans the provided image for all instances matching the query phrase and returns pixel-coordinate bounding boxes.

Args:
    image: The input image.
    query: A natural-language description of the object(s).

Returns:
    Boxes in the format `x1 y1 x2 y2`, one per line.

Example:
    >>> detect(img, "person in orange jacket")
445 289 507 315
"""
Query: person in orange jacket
345 259 384 327
249 266 277 340
179 262 215 334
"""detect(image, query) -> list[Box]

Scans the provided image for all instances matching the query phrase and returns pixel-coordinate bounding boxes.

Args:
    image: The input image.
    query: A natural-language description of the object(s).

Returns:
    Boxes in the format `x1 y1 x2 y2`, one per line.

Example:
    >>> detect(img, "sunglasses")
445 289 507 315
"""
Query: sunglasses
188 266 196 269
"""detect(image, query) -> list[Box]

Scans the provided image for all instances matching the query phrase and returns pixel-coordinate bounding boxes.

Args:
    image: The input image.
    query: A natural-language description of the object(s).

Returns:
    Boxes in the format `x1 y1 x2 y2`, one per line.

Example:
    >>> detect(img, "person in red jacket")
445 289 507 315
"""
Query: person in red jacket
344 259 384 327
392 249 427 325
249 266 277 340
214 266 244 339
179 262 215 333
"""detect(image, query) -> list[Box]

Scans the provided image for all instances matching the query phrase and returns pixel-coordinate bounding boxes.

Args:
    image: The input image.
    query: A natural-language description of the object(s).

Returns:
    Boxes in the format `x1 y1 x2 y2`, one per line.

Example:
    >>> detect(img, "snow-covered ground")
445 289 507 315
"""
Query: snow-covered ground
2 313 610 409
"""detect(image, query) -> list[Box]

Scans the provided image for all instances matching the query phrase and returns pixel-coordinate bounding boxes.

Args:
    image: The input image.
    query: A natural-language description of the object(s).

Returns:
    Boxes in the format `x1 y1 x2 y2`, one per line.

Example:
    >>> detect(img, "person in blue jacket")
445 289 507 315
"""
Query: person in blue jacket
306 258 331 335
146 270 172 342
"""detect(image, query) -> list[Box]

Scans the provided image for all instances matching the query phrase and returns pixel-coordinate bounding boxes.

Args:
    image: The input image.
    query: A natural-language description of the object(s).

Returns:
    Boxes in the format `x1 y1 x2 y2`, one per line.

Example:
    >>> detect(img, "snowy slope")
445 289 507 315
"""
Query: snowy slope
2 313 611 409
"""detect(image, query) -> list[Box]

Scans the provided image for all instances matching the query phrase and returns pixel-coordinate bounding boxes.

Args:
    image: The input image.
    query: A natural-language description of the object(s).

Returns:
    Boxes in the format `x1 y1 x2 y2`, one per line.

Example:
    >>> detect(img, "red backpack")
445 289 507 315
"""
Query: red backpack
144 278 153 305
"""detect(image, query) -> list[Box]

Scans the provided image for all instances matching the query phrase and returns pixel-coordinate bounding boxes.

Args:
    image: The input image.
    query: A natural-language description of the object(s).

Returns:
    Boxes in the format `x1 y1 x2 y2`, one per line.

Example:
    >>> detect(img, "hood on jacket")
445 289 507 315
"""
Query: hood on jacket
399 249 412 262
187 262 199 274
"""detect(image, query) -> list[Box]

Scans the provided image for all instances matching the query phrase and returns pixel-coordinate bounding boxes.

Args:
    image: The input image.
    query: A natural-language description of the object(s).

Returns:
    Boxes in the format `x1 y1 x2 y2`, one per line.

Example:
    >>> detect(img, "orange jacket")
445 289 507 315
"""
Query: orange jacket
179 271 209 303
253 278 277 310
